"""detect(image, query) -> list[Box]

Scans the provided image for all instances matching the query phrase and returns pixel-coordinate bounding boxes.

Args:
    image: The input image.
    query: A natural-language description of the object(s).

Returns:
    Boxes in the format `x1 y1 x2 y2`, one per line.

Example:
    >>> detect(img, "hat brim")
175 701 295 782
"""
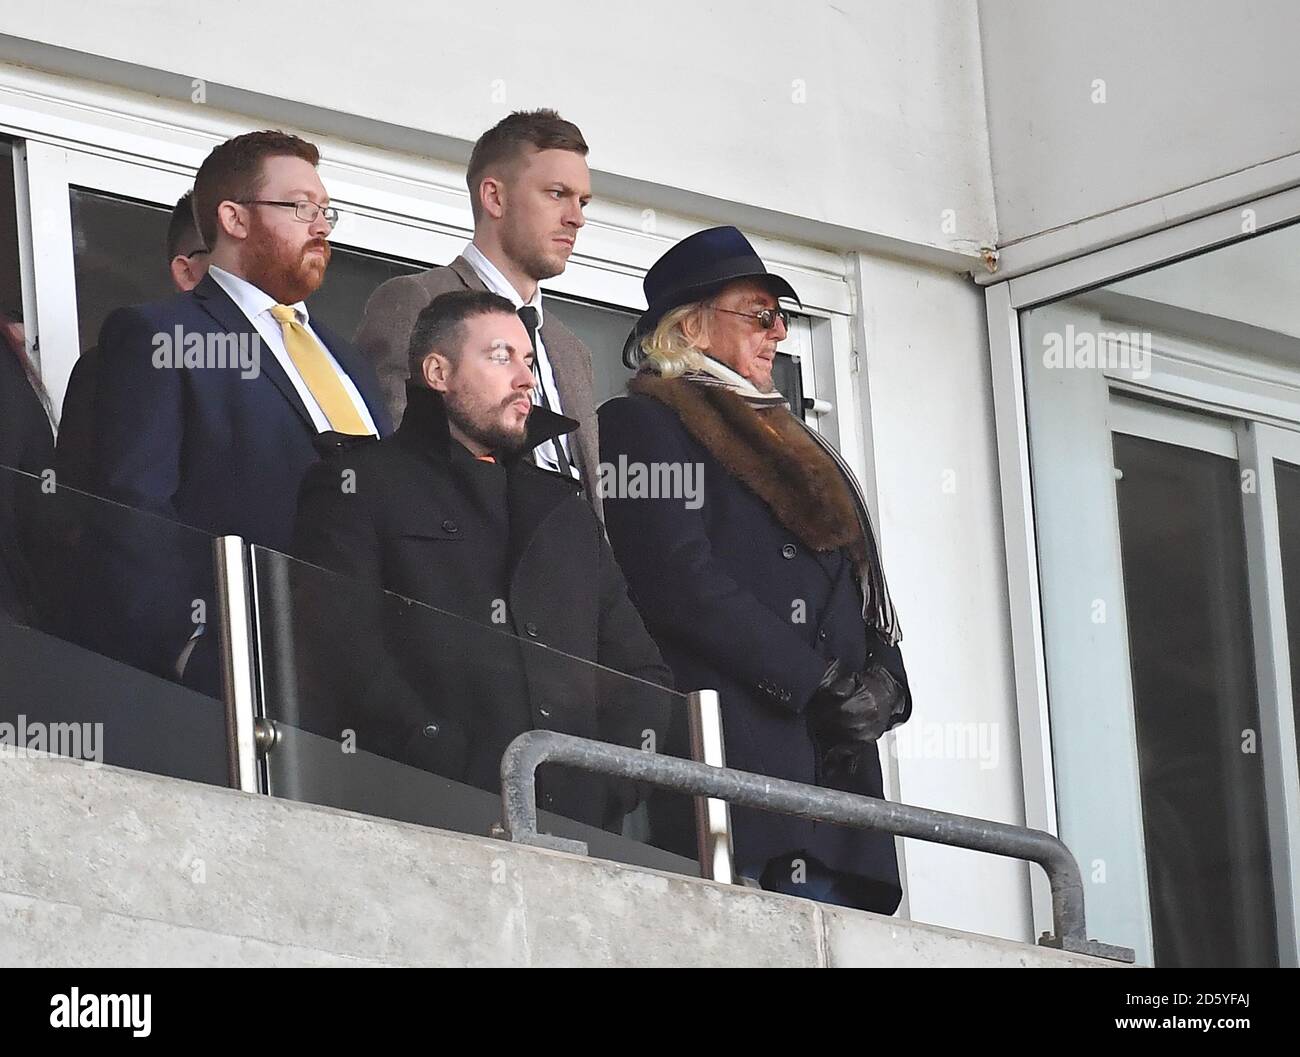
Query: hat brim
622 271 801 368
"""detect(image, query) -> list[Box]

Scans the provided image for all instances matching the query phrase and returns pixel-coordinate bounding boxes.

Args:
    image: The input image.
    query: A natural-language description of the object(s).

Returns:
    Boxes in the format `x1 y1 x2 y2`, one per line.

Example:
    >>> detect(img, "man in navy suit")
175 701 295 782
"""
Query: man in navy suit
57 190 211 493
91 130 391 683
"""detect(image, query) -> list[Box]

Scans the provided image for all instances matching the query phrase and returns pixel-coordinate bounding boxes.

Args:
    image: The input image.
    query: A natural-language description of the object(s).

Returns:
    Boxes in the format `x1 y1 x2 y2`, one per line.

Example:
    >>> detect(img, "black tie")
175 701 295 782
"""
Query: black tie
517 306 574 479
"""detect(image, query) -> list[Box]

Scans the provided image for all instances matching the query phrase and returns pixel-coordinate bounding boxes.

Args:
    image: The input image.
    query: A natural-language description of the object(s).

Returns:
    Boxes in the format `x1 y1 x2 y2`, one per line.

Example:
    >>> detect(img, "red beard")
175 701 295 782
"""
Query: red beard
242 215 331 304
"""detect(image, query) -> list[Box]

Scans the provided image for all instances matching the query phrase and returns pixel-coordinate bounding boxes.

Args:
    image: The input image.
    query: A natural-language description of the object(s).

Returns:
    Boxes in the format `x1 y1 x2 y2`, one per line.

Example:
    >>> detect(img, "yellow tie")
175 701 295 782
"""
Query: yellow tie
269 304 370 435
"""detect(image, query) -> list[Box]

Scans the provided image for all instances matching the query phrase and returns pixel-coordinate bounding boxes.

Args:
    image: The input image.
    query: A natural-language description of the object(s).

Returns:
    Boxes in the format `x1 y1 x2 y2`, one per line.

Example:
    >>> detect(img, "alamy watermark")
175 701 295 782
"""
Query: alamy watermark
1042 324 1151 380
152 326 261 379
888 720 999 771
50 988 150 1037
0 714 103 764
597 455 703 509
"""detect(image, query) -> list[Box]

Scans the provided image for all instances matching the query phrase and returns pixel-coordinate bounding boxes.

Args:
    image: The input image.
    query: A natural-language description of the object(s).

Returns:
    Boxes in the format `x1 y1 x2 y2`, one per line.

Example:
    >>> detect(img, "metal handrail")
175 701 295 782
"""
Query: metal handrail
685 689 735 883
499 730 1135 962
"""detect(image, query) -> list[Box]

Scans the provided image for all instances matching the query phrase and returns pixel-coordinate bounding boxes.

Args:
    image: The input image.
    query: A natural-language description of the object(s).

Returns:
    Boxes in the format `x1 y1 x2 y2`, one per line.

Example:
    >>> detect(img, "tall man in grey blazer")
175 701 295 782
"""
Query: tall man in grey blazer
356 109 601 517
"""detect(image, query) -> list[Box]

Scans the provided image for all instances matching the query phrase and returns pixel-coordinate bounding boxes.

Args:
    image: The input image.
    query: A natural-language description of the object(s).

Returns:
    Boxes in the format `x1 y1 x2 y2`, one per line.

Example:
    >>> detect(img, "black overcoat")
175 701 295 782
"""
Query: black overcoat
599 390 910 899
293 385 671 829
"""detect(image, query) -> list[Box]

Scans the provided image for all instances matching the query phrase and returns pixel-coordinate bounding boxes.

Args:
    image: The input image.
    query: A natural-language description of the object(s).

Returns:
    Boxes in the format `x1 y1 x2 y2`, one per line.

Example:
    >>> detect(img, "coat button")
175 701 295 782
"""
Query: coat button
539 707 551 718
421 722 440 739
818 628 828 640
524 622 540 638
441 519 459 534
781 544 797 559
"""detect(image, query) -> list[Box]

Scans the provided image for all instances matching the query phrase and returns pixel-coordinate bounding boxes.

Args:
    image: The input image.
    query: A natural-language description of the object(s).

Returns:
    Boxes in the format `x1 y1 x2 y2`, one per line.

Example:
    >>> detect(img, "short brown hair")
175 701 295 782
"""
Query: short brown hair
192 130 320 249
408 290 518 381
465 109 588 223
166 191 203 261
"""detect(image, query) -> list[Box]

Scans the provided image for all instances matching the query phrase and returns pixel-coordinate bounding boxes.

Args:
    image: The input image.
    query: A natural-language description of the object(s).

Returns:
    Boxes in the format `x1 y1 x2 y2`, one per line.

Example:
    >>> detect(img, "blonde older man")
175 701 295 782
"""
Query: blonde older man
599 226 910 912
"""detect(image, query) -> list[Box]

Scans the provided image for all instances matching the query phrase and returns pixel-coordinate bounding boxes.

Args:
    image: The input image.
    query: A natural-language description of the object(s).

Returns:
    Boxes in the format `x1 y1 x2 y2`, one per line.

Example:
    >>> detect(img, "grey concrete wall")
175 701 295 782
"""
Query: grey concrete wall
0 754 1112 967
0 0 997 258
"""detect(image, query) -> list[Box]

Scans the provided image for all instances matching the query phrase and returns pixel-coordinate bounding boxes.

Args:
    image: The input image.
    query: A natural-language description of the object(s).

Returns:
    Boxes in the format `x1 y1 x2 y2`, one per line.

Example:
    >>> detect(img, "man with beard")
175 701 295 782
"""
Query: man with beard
292 290 670 827
355 109 602 518
92 130 390 683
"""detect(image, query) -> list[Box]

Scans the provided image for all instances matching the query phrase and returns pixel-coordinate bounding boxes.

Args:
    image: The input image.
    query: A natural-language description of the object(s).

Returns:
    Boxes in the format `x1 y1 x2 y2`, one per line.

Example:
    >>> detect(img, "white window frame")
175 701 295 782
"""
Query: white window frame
0 60 862 473
985 166 1300 966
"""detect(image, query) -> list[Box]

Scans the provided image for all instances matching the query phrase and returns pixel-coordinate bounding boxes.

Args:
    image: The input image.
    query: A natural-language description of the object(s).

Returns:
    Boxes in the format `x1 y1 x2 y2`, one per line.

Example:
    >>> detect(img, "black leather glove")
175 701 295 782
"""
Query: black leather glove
806 657 909 772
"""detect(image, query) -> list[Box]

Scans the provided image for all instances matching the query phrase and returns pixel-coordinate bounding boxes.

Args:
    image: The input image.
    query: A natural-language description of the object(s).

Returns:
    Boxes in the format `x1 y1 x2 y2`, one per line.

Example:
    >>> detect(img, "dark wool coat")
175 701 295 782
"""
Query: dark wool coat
598 377 911 904
292 385 671 829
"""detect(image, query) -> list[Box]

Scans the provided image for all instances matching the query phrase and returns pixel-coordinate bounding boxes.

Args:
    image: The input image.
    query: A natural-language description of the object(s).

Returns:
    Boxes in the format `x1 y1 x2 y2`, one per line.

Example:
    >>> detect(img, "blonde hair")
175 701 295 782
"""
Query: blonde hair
637 301 711 377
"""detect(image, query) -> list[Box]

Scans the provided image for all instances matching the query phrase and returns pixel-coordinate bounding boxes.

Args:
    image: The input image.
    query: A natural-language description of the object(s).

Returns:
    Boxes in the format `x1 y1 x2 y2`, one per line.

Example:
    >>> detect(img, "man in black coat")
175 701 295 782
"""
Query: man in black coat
293 289 672 830
599 227 912 912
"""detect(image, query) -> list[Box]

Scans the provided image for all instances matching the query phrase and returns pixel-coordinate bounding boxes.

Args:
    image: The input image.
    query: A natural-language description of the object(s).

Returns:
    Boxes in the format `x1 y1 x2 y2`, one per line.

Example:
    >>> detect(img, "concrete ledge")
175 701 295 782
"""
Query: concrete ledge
0 754 1114 967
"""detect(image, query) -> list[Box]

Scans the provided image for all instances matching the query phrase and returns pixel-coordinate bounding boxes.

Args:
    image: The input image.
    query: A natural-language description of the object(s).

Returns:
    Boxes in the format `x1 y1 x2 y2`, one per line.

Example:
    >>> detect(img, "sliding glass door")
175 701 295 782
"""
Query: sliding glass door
1110 400 1277 966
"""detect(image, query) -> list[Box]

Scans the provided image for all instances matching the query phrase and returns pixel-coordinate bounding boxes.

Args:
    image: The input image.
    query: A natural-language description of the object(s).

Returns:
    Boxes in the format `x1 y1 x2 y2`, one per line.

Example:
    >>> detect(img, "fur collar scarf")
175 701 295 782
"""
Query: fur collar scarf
628 373 867 570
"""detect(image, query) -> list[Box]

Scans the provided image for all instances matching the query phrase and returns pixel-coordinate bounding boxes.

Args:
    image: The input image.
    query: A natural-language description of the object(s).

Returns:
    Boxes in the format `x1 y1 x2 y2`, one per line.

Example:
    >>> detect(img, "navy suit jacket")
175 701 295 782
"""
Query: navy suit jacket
87 273 392 680
94 272 392 548
599 392 908 898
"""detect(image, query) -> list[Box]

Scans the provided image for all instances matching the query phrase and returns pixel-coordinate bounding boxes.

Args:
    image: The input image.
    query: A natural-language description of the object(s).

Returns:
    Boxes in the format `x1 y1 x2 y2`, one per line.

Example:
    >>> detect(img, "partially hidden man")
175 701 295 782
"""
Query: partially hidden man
599 226 913 911
58 189 211 493
294 290 670 828
355 109 601 517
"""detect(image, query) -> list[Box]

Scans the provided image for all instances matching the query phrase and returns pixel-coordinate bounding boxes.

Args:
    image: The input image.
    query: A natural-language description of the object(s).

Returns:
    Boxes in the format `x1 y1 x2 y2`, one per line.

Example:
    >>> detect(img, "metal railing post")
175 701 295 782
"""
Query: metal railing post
214 535 260 793
686 689 734 884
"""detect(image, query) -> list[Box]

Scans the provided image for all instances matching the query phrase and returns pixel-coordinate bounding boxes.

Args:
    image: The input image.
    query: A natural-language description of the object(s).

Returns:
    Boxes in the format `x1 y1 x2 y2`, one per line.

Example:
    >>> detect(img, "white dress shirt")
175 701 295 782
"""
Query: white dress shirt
208 265 378 436
461 243 577 477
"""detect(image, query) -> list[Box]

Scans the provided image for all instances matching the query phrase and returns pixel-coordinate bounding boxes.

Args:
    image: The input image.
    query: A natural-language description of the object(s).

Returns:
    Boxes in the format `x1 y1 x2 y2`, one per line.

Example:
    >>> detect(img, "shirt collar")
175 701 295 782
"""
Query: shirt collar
462 242 543 324
209 265 311 325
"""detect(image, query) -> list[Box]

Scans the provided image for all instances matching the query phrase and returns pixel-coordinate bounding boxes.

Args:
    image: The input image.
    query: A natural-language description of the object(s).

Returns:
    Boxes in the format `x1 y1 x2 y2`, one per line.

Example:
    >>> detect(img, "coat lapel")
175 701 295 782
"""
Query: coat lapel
190 274 316 431
538 319 581 394
505 463 580 578
448 255 486 292
505 405 582 573
628 373 866 564
536 314 595 487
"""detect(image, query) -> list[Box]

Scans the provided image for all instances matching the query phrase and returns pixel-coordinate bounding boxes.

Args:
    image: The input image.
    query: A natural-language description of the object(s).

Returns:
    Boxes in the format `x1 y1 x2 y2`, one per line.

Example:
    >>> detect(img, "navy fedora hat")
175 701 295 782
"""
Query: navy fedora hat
623 226 800 367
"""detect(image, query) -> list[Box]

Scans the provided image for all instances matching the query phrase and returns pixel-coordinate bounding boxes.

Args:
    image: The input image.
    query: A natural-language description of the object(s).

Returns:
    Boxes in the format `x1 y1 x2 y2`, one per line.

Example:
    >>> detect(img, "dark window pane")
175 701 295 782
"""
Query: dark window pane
69 188 423 354
69 188 172 352
772 350 804 416
306 245 421 341
1275 459 1300 766
1 139 22 324
544 294 639 406
1113 431 1277 967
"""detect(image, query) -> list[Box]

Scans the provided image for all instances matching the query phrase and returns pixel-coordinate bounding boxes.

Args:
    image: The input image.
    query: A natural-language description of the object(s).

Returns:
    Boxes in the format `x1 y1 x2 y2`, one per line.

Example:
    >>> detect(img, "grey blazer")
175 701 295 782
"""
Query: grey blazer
355 255 602 519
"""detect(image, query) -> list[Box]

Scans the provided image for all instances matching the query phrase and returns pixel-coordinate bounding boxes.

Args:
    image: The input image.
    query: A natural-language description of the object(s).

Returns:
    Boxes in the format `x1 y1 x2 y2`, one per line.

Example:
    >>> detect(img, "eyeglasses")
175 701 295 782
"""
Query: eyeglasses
180 248 209 261
235 199 340 229
709 305 791 331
